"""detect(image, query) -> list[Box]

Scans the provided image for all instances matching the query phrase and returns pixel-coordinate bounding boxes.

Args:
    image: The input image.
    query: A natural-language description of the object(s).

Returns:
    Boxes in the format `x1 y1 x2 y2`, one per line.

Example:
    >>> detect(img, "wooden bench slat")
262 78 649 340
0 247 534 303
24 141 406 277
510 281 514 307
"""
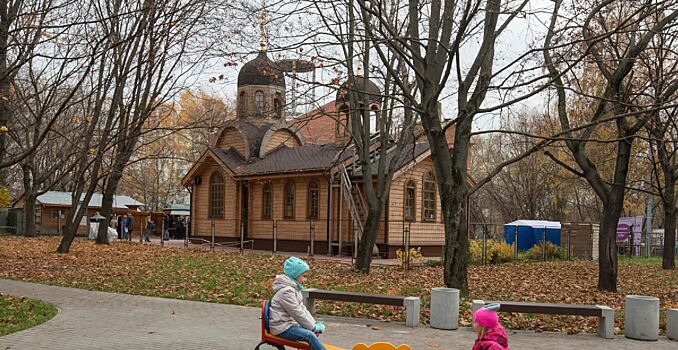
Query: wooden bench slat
308 290 406 306
484 301 603 317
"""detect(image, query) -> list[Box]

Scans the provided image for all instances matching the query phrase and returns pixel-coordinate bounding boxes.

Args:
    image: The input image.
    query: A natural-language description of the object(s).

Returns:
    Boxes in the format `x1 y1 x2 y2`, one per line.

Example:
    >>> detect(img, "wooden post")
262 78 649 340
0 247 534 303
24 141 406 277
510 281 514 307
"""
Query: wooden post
210 220 215 252
240 222 244 253
309 221 315 258
272 220 277 253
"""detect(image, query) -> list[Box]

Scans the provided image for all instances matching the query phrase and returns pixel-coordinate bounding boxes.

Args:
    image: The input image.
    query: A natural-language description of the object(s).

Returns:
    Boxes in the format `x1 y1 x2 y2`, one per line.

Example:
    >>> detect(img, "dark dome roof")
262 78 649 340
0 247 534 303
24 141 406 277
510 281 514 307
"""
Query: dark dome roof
238 51 285 88
336 75 381 105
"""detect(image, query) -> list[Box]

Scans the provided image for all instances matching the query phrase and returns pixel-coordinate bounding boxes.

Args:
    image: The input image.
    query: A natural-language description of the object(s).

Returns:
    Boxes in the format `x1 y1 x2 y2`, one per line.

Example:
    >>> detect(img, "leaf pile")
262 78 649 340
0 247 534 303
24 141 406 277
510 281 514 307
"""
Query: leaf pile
0 236 676 335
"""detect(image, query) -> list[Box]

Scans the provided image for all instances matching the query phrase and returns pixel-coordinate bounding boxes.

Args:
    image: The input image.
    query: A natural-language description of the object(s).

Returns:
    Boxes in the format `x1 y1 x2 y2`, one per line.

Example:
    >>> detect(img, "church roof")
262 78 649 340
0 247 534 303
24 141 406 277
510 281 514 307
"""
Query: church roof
238 144 339 176
237 51 285 88
336 75 381 105
352 142 431 176
209 147 245 171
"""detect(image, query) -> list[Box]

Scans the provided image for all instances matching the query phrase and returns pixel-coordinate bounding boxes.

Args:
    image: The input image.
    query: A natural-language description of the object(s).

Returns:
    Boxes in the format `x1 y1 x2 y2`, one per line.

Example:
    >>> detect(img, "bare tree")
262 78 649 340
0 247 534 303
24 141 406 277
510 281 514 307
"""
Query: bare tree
544 0 678 290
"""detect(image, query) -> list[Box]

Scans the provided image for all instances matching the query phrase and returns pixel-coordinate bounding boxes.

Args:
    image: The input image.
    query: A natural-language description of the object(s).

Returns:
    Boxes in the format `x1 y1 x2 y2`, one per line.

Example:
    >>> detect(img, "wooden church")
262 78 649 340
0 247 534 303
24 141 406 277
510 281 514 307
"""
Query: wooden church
181 35 464 258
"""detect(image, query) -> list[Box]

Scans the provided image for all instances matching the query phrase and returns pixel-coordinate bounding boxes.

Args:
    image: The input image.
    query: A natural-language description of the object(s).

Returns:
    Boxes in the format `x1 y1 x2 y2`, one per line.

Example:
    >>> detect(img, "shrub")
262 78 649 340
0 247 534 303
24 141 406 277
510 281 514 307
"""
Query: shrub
469 239 514 264
396 247 423 269
522 242 565 261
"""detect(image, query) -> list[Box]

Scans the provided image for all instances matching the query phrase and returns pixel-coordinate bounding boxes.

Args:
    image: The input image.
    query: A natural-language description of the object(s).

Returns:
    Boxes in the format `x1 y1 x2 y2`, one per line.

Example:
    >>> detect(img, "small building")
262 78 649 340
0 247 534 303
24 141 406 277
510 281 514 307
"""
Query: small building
12 191 145 235
181 39 471 258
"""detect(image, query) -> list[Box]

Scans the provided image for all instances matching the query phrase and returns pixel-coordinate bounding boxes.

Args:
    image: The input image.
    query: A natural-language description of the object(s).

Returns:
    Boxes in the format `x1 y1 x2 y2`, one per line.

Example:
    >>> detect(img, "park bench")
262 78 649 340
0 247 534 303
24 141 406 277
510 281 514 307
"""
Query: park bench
302 289 420 327
472 299 614 339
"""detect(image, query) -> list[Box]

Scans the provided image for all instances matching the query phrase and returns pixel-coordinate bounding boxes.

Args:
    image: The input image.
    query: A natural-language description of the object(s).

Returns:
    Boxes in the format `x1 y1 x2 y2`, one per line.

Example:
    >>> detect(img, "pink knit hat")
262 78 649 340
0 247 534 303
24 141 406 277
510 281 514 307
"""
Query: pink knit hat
473 305 499 328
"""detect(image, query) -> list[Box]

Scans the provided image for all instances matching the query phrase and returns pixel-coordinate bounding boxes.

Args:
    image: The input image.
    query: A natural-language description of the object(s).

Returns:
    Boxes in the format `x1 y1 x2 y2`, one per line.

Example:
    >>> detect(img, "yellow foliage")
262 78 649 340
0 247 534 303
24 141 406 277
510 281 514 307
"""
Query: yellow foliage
0 187 10 207
395 247 423 269
469 240 514 264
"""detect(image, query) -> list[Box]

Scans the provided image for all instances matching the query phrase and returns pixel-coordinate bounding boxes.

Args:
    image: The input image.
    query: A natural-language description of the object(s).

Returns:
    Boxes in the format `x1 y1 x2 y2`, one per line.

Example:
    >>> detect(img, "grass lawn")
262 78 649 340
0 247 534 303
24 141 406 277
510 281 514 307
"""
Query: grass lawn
0 293 57 336
0 236 676 335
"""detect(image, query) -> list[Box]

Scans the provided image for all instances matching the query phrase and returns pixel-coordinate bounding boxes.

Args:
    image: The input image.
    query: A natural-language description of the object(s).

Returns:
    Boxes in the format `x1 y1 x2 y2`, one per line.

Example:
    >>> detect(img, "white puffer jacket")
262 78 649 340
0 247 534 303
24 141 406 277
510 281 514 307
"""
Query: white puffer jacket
268 274 316 335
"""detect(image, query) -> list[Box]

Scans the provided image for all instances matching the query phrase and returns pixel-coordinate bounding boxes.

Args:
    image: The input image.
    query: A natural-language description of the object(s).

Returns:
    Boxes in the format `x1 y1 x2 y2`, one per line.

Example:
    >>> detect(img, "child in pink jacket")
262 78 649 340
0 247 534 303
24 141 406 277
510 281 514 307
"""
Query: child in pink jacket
472 304 510 350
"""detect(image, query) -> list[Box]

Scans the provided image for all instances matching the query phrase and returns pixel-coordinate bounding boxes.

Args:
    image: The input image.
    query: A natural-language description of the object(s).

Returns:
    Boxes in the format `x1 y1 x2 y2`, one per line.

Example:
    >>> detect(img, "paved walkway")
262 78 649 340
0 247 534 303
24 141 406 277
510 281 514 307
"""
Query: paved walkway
0 279 673 349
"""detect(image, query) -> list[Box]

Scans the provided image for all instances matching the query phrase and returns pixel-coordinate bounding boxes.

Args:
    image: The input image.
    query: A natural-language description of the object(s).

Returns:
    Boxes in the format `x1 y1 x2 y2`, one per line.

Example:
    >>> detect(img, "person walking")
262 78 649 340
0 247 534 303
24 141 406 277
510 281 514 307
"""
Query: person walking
126 214 134 241
144 216 154 243
162 213 170 241
119 215 128 240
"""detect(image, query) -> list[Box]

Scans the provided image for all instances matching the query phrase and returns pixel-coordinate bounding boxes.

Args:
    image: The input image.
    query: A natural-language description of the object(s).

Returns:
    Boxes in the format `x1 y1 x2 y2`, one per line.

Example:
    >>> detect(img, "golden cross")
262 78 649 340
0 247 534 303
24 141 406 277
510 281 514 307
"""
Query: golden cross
258 11 268 51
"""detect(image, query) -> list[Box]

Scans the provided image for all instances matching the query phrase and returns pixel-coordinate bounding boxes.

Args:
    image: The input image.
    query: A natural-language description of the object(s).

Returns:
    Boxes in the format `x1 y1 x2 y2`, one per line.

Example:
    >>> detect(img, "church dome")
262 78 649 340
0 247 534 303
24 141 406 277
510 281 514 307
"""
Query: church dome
336 75 381 105
237 51 286 88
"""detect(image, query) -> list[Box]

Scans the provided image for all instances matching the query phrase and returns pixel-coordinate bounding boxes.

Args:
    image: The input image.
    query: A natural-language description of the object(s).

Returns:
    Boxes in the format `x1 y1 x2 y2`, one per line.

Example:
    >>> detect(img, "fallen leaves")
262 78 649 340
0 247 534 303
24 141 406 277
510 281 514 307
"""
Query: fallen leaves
0 236 676 336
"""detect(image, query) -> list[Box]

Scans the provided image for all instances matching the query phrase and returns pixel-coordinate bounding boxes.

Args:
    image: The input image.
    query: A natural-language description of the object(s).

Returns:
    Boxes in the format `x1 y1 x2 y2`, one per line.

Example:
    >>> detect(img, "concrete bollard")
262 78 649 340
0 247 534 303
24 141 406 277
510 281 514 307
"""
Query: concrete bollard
404 297 420 327
668 308 678 341
624 295 660 341
430 288 459 330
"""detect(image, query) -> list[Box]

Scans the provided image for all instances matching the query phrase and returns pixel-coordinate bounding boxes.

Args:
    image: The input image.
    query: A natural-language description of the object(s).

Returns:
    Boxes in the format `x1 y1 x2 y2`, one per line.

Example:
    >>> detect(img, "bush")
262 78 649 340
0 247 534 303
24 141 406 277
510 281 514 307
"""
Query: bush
469 240 514 265
521 242 565 261
396 247 423 269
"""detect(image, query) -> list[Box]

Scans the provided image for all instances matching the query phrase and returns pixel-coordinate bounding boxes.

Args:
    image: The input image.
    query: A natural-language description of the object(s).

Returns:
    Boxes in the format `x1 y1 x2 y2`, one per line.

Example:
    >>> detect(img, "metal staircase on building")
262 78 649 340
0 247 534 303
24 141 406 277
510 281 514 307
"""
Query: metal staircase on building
328 164 366 256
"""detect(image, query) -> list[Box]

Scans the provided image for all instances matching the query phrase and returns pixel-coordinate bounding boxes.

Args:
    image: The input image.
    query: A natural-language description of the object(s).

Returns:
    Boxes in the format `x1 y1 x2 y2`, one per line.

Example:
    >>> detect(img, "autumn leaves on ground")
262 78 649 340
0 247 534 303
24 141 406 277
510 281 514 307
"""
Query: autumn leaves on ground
1 236 677 335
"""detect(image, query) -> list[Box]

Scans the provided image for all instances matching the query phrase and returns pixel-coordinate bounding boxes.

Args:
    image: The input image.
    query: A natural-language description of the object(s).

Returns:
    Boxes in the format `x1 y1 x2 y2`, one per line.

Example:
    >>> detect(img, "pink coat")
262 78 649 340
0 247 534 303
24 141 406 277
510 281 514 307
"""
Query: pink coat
472 325 510 350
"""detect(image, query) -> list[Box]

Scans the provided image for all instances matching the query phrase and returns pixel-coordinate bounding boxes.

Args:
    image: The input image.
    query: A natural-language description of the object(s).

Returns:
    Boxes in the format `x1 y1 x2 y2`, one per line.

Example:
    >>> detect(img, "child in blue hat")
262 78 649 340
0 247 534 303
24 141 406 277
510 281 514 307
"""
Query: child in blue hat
268 257 326 350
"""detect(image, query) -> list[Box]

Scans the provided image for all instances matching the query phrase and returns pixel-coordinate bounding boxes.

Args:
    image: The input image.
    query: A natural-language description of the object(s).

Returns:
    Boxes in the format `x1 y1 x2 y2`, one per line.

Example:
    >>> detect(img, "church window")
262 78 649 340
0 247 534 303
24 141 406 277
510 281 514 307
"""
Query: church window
284 182 295 219
405 180 416 221
209 172 225 219
423 171 436 221
255 90 264 114
262 182 272 219
274 92 283 117
308 181 319 219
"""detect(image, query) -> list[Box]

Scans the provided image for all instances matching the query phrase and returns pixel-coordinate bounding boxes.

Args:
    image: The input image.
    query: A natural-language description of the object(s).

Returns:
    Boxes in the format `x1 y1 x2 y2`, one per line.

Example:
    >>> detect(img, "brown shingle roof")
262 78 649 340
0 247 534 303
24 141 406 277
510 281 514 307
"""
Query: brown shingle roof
209 147 245 172
238 144 339 176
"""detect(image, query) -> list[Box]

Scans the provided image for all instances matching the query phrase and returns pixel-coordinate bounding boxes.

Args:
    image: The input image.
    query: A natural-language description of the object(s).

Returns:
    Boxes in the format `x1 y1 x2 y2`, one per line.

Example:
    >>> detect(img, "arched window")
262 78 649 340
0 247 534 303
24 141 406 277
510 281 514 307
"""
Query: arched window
209 172 224 219
274 92 283 117
239 91 246 114
262 182 272 219
405 180 416 221
284 182 295 219
423 171 436 221
308 181 319 219
255 90 264 114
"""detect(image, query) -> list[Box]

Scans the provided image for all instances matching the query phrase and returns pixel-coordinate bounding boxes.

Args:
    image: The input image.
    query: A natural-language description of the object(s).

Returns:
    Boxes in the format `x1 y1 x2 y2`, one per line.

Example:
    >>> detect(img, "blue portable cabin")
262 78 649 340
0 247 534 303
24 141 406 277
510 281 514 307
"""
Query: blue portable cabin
503 220 561 251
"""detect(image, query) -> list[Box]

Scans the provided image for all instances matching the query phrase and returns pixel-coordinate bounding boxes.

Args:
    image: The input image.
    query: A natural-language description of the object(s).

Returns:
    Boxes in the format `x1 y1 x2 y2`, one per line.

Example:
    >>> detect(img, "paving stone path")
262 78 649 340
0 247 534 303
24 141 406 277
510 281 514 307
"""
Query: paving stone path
0 279 672 349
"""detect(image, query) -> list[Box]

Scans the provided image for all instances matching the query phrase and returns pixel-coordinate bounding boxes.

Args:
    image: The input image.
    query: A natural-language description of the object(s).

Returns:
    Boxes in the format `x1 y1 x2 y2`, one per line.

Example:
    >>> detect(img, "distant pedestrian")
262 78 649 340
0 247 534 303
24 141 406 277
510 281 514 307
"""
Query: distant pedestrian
110 215 118 229
162 213 170 241
144 216 154 243
126 214 134 241
119 215 129 240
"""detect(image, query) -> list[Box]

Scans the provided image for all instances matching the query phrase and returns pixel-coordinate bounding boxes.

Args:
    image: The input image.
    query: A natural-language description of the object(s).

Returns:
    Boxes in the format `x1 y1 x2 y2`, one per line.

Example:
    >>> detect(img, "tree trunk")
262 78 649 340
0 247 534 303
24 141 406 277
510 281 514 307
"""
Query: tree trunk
354 207 382 273
441 177 470 294
596 136 633 292
597 201 621 292
96 173 122 244
662 184 676 269
21 164 37 237
24 192 37 237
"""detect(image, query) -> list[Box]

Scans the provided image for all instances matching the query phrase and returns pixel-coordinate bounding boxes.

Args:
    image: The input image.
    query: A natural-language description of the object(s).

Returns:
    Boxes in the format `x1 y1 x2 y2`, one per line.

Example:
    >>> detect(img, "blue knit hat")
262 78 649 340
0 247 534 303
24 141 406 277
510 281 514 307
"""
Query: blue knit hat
283 257 309 280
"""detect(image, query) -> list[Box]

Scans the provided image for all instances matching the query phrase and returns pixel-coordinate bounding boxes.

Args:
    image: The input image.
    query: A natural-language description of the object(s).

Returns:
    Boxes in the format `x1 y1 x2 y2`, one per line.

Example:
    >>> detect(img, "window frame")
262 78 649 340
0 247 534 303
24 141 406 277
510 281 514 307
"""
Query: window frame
262 182 272 220
209 172 225 219
422 171 436 222
307 181 319 219
255 90 264 114
404 180 416 221
284 182 295 219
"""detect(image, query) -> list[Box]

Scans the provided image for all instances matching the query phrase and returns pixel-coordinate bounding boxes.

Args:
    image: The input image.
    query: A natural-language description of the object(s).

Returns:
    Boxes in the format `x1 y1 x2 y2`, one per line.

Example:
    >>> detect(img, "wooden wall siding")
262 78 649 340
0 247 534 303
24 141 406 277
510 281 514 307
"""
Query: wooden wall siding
192 163 239 237
247 176 330 241
387 157 445 245
36 206 159 235
264 129 301 153
216 127 247 157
